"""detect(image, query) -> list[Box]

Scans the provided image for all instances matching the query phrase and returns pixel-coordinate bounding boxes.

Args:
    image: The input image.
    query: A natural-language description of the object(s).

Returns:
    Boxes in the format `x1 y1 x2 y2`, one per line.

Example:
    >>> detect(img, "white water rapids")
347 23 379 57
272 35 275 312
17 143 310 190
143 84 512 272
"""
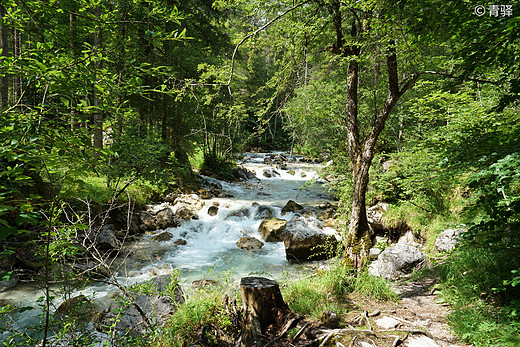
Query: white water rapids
0 152 336 337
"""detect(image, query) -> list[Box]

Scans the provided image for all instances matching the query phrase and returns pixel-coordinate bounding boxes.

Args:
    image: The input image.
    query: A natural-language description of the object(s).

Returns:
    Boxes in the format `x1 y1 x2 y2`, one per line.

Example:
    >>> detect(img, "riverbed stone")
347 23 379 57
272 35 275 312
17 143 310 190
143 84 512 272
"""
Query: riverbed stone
95 224 121 250
208 205 219 216
281 200 304 215
152 231 173 242
236 237 264 250
139 210 156 230
254 205 275 219
258 218 288 242
155 208 178 229
0 273 19 292
55 295 97 322
226 208 251 220
174 238 187 246
102 275 184 337
317 207 335 221
284 217 338 261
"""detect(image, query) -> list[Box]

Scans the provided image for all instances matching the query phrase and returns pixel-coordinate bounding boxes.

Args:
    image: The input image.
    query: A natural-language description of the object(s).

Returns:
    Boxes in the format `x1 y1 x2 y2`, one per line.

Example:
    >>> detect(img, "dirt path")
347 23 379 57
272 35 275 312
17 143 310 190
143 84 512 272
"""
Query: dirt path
389 277 470 347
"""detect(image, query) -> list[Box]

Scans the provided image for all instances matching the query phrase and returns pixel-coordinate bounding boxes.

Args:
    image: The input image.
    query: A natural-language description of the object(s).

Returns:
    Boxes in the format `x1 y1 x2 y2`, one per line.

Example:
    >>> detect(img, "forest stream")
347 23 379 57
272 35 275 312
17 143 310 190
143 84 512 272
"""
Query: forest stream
0 152 337 338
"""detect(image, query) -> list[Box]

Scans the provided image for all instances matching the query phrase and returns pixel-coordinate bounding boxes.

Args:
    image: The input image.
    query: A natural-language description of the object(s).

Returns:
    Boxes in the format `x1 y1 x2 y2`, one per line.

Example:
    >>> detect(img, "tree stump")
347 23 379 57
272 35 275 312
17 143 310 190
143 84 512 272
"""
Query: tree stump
238 277 289 347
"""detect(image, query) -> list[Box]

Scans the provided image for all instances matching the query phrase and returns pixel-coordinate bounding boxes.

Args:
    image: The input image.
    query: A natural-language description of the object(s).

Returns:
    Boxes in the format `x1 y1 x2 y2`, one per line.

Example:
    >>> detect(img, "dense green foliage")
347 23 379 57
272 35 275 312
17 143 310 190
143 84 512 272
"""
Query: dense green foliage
1 0 519 344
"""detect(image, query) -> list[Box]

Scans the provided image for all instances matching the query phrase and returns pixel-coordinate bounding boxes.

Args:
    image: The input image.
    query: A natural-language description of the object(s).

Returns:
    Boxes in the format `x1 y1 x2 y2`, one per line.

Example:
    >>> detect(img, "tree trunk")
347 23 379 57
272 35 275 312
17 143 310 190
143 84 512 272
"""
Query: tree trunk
343 39 418 270
0 5 8 111
238 277 289 347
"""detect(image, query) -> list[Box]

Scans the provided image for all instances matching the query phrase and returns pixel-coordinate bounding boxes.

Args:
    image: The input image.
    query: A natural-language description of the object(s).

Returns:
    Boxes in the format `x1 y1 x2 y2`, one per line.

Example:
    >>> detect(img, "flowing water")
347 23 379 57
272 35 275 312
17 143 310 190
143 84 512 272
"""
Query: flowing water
0 152 336 338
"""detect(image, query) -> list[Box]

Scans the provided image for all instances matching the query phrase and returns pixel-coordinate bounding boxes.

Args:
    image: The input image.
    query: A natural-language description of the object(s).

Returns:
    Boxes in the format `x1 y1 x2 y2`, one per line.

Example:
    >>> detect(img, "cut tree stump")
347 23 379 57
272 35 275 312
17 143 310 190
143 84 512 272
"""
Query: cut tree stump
238 277 289 347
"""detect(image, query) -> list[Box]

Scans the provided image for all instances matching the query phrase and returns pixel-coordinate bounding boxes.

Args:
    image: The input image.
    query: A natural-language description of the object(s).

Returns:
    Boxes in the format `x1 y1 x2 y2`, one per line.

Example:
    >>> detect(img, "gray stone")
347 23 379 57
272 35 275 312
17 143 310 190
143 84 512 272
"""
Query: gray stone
95 224 120 250
254 205 275 219
368 243 425 280
258 218 288 242
139 210 156 230
367 202 389 231
369 247 382 260
284 217 338 261
236 237 264 250
208 205 219 216
281 200 304 215
406 336 440 347
435 228 466 253
317 207 335 221
374 316 400 329
262 168 280 178
102 275 184 336
0 273 19 292
155 208 177 229
226 208 251 220
152 231 173 242
174 238 187 246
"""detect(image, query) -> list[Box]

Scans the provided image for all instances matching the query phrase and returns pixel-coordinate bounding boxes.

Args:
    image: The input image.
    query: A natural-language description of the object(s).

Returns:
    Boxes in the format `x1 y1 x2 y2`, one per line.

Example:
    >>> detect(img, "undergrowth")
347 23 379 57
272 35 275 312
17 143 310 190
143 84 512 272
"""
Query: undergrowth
282 264 397 320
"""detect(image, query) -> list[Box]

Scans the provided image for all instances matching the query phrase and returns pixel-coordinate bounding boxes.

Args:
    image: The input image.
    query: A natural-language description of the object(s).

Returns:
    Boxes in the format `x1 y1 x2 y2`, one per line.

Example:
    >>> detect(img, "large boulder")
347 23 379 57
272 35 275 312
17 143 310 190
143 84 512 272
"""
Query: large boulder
281 200 304 215
236 237 264 250
258 218 288 242
435 228 466 253
368 243 425 280
284 217 338 261
95 224 120 250
102 275 184 337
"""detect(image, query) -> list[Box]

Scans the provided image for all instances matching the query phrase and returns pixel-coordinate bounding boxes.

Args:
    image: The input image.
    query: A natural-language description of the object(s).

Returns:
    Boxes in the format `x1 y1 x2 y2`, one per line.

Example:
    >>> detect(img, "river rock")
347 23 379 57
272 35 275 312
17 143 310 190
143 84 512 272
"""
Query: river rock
317 207 335 221
226 208 251 220
208 205 219 216
163 192 177 202
287 170 296 175
16 244 43 270
262 168 280 178
281 200 304 215
174 238 187 246
254 205 275 219
368 243 425 280
55 295 97 322
0 249 16 269
152 231 173 242
139 210 156 230
435 228 465 253
102 275 184 336
233 166 258 181
155 208 177 229
236 237 264 250
95 224 120 250
0 273 19 292
192 279 219 288
258 218 288 242
284 217 338 261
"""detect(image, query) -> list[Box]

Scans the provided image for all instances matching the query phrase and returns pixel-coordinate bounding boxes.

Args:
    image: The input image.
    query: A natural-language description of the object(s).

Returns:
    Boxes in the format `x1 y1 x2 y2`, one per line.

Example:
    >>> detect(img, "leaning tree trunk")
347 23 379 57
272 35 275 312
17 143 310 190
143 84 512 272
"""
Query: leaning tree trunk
238 277 289 347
